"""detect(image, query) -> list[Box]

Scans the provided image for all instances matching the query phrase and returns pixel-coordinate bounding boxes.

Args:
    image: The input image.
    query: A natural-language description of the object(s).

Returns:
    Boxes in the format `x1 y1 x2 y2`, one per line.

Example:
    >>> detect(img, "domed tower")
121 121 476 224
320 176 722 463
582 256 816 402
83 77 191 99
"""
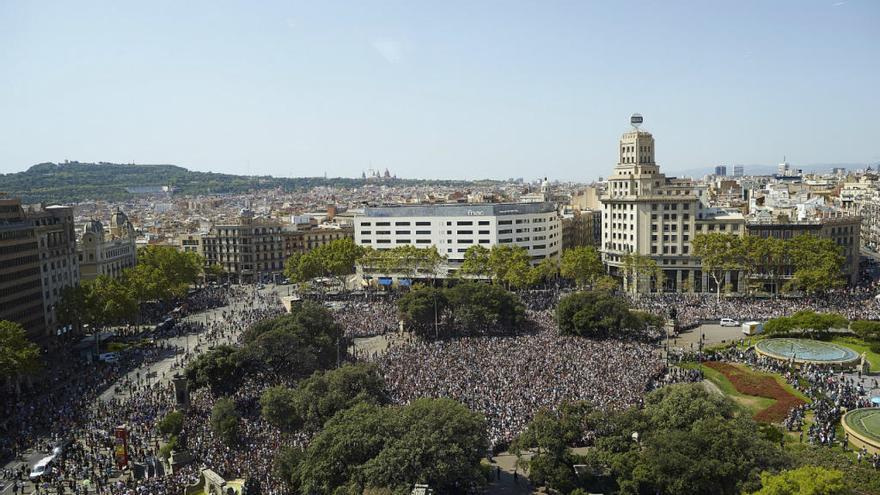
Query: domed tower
81 219 105 243
109 208 130 239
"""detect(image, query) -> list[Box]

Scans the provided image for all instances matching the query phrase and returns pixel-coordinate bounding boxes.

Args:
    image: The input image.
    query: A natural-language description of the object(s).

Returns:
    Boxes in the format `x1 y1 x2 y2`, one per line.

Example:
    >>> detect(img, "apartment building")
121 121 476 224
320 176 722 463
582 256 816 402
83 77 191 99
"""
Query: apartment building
202 209 285 283
27 205 79 336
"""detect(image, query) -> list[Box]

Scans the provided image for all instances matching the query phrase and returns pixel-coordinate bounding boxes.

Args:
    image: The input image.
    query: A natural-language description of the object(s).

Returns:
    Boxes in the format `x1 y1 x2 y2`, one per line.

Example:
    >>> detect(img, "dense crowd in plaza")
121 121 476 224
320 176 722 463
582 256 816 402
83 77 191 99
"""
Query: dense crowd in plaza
636 284 880 328
376 310 665 448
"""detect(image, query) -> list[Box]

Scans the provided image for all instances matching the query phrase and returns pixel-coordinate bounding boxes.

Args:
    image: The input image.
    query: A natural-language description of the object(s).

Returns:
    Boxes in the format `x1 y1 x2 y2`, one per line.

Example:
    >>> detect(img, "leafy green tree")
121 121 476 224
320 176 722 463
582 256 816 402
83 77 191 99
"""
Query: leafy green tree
397 285 448 337
132 245 204 301
241 302 343 379
185 345 246 394
458 245 492 279
622 253 662 294
260 386 302 433
750 466 850 495
560 247 603 288
204 262 225 281
786 235 845 294
555 291 648 338
287 398 488 494
210 397 240 446
528 257 559 286
692 233 743 300
0 320 42 392
594 275 620 292
512 402 597 494
445 282 525 332
849 320 880 341
261 363 387 433
763 311 848 337
488 245 533 289
158 410 184 436
88 275 138 324
286 238 365 288
585 384 789 495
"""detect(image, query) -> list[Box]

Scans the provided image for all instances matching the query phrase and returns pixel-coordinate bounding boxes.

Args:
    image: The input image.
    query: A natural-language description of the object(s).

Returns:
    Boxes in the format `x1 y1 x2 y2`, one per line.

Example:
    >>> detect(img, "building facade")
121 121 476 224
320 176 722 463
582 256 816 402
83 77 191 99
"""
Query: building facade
282 226 354 257
78 209 138 281
202 210 285 283
0 197 45 338
600 117 746 293
561 209 601 249
353 202 561 273
27 205 79 336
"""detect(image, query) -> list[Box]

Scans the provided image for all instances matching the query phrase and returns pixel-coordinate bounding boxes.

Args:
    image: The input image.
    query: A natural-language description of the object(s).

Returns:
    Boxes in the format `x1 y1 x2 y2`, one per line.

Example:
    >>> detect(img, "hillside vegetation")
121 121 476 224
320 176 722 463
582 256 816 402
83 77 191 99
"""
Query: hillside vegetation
0 161 490 203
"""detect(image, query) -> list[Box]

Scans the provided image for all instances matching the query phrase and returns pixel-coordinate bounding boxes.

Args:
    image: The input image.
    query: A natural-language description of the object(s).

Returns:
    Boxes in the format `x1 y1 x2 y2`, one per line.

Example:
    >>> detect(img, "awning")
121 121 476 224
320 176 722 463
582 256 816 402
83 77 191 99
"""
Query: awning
398 278 412 286
378 277 393 286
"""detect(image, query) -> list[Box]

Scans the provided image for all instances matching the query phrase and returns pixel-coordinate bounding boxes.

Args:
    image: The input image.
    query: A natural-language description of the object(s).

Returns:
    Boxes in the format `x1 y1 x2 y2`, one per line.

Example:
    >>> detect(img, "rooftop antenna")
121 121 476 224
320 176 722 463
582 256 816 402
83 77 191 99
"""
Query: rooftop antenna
630 113 643 130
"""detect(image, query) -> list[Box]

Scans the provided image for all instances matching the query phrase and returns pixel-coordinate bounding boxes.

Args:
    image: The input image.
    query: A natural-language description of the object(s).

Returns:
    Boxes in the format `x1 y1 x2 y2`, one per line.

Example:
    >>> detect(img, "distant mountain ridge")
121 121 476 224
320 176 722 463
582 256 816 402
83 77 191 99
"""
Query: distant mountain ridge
0 161 489 204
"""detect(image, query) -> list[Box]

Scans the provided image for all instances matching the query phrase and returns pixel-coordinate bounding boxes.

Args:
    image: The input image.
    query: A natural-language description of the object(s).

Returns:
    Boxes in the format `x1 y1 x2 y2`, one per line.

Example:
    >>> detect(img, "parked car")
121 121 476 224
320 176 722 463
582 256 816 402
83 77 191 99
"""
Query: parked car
720 318 739 327
98 352 119 363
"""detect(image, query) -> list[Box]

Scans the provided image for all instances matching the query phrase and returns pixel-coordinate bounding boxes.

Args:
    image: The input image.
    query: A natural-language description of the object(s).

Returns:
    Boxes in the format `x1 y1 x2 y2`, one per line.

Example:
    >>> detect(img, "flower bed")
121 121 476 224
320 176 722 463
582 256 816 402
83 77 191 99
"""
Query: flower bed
704 361 805 423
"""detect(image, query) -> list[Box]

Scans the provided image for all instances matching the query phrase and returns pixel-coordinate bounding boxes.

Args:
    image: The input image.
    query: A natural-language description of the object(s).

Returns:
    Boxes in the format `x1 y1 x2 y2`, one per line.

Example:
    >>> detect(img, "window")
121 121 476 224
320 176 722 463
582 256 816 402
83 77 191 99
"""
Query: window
457 230 473 235
478 221 490 225
416 221 431 226
361 230 371 235
478 230 490 235
479 239 490 244
416 230 431 235
395 221 411 226
376 222 390 226
376 230 390 235
377 239 390 244
416 239 431 244
361 222 371 226
395 230 410 235
459 239 473 244
457 221 473 226
499 220 512 225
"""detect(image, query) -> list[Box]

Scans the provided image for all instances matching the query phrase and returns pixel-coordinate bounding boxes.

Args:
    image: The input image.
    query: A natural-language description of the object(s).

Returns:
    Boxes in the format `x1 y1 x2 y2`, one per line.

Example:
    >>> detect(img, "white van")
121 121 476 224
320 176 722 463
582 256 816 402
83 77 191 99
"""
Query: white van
29 455 55 480
720 318 739 327
98 352 119 363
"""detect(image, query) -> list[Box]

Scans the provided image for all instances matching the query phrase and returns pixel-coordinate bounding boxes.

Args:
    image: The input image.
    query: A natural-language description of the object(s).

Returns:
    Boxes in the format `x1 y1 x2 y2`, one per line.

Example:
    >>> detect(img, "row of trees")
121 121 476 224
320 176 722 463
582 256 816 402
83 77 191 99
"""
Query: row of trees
692 232 845 297
57 245 205 329
283 238 614 292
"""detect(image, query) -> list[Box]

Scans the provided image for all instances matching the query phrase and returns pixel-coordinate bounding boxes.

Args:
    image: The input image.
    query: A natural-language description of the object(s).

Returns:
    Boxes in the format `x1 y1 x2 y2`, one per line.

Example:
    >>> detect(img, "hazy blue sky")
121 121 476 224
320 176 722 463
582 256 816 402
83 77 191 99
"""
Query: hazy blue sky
1 1 878 180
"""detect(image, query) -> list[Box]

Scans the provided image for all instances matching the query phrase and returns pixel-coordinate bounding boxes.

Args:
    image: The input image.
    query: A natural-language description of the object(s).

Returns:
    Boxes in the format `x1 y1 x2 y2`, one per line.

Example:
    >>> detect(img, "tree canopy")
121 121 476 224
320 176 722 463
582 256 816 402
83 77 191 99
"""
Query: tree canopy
397 285 448 337
560 247 604 288
444 282 525 332
763 310 849 337
285 238 365 286
556 291 659 339
0 320 42 387
750 466 850 495
260 363 387 433
185 345 247 395
276 398 487 495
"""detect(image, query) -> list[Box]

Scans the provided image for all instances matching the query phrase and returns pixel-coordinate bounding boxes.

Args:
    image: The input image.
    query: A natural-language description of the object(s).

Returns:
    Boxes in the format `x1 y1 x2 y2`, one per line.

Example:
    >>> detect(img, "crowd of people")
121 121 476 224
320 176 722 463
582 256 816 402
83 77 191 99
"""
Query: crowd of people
376 310 665 448
635 284 880 328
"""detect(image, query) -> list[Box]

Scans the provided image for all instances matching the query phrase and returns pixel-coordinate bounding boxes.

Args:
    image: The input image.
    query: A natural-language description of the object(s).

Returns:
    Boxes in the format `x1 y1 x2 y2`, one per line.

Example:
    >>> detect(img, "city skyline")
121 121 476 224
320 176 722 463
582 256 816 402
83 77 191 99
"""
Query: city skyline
1 1 879 180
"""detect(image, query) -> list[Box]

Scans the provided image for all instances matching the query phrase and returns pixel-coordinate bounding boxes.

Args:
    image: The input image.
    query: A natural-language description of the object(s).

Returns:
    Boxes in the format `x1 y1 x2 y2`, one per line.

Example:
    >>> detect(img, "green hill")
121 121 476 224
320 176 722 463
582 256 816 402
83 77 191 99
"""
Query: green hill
0 162 488 203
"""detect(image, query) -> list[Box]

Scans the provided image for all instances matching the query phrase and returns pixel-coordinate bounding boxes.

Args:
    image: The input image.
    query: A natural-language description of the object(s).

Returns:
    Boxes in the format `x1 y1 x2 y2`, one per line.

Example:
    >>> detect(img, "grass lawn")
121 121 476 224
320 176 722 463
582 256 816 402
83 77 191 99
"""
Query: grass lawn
830 336 880 372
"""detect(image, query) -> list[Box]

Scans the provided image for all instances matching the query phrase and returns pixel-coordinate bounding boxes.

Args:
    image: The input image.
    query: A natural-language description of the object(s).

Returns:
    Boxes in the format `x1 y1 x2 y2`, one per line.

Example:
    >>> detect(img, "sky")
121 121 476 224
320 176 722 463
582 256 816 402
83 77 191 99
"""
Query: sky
1 1 878 181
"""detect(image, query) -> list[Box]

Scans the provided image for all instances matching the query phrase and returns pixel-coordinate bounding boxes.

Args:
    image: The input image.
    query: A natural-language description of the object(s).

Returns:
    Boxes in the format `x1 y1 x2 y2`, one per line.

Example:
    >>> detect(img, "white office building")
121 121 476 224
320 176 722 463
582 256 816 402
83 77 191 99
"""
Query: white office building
354 202 561 275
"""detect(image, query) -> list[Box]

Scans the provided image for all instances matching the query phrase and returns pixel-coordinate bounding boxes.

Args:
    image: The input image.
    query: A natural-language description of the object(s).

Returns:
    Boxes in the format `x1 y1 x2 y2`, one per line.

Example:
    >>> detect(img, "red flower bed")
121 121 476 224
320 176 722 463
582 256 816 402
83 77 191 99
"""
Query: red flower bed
704 361 805 423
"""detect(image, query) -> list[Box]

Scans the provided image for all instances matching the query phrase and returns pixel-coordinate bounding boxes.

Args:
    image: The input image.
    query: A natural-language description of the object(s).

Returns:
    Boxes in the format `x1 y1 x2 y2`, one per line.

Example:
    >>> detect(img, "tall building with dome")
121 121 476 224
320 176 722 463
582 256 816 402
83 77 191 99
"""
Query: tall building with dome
600 115 745 293
77 208 138 280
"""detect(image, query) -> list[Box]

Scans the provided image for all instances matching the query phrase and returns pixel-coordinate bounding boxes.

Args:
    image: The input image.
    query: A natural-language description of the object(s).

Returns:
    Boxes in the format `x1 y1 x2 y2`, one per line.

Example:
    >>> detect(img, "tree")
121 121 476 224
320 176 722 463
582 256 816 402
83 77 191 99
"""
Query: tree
763 311 848 338
751 466 850 495
850 320 880 341
0 320 42 392
529 257 559 286
260 386 302 433
56 285 97 331
594 275 620 292
261 363 387 433
204 263 225 281
397 285 448 337
88 275 138 325
555 291 647 338
286 238 365 289
560 247 603 288
241 302 343 379
512 402 597 493
622 253 662 294
288 398 488 494
458 245 492 279
786 235 845 294
185 345 246 394
158 410 184 436
488 245 533 289
584 384 789 495
210 397 240 446
740 236 786 296
445 282 525 332
132 245 204 301
692 233 742 300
